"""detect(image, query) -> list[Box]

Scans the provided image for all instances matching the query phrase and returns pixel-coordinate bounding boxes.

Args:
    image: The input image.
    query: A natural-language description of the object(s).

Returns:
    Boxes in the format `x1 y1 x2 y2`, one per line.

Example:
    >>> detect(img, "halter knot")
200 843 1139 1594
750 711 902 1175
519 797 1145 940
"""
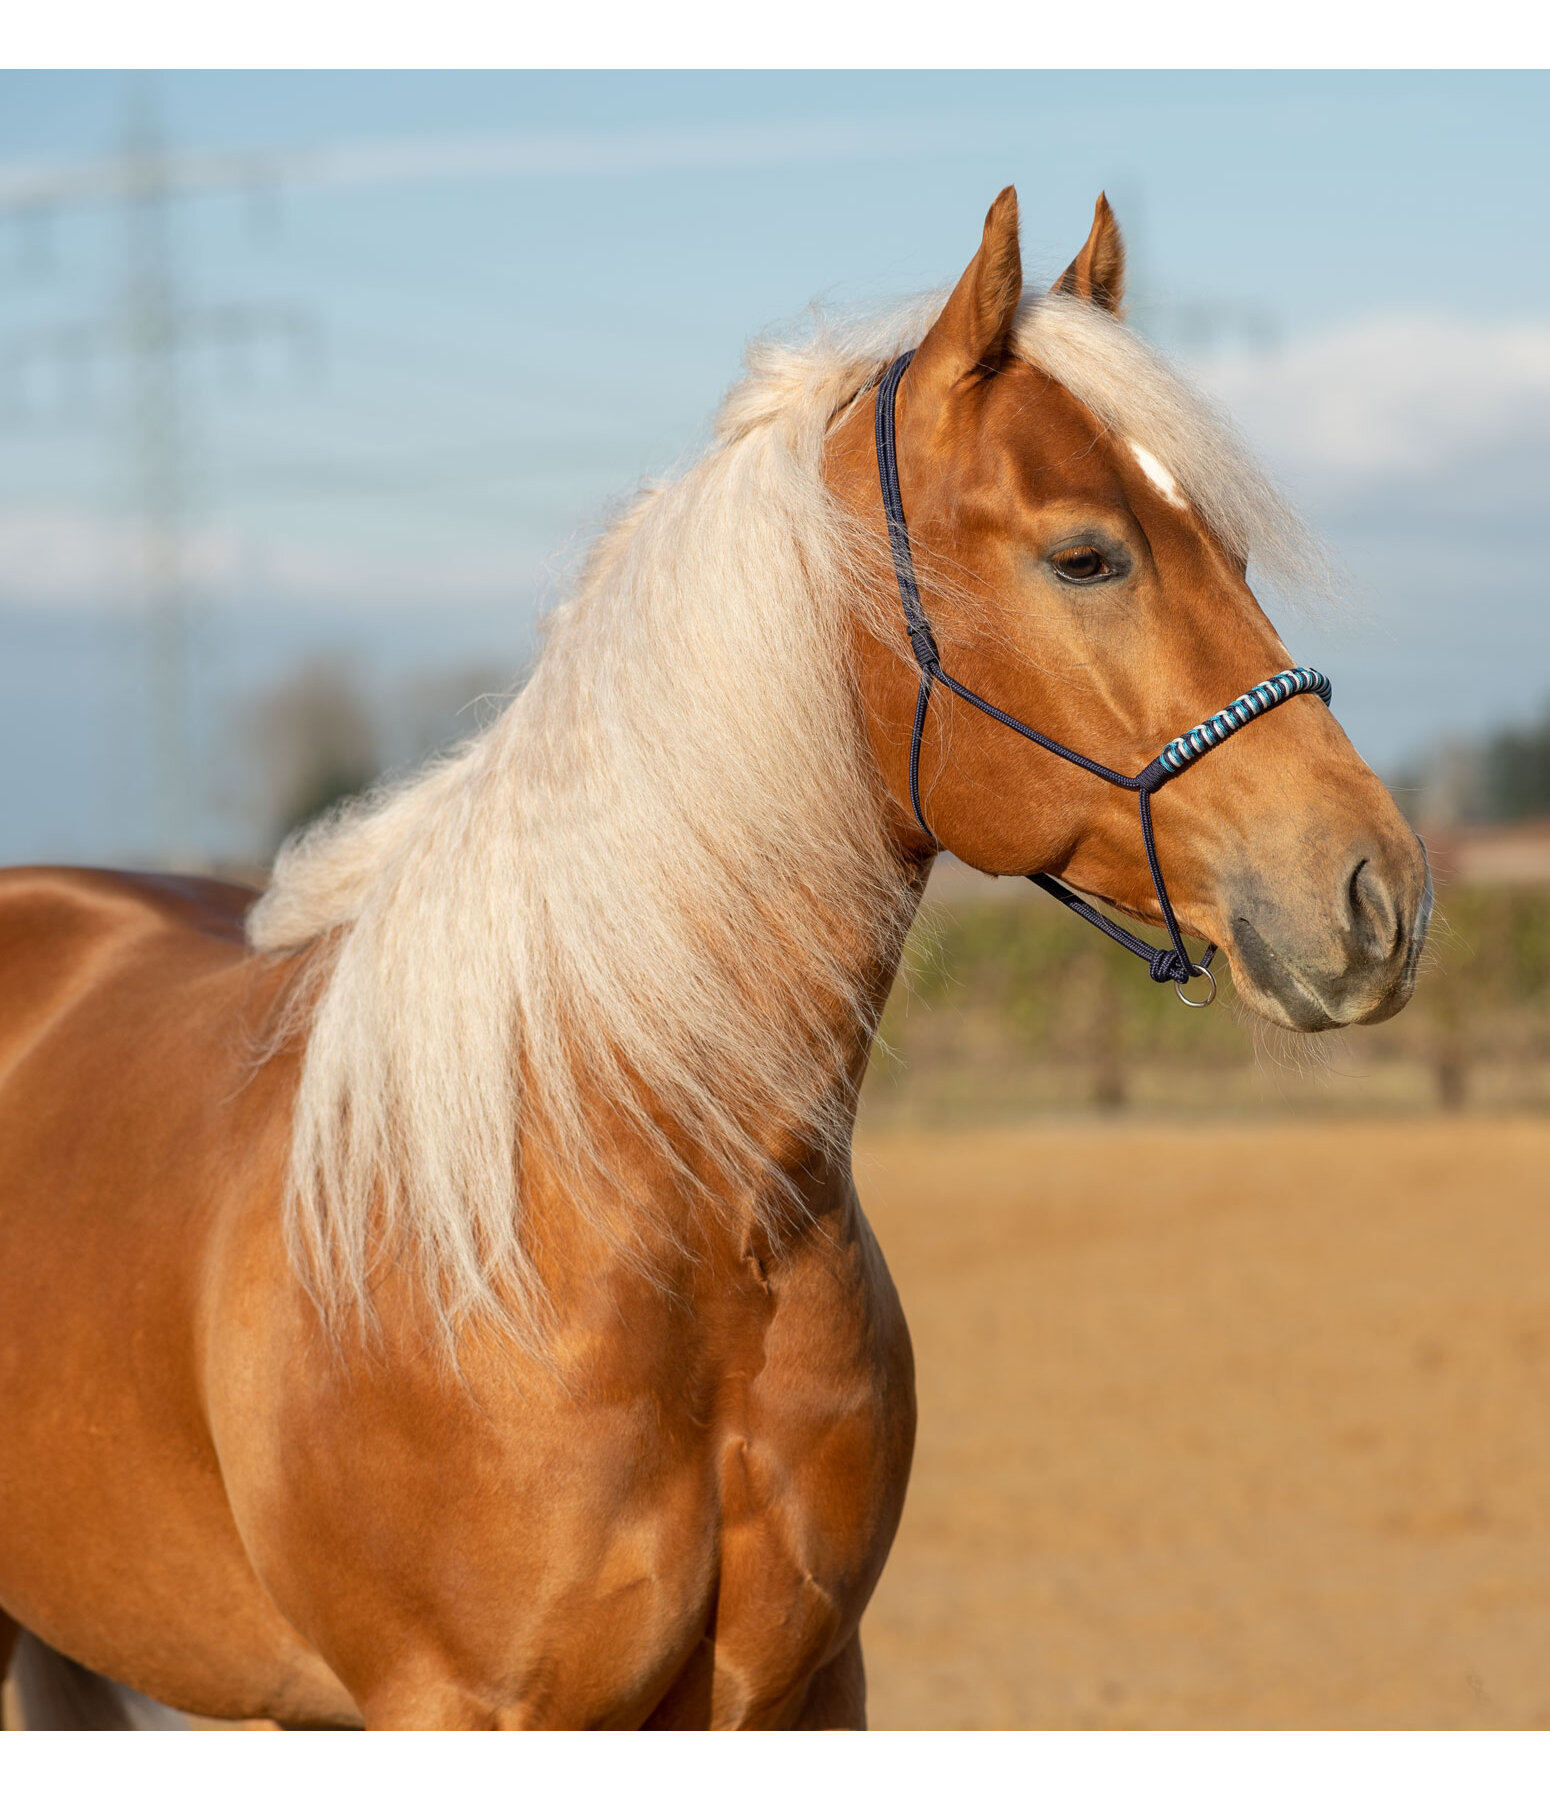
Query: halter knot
1148 946 1192 984
907 625 941 675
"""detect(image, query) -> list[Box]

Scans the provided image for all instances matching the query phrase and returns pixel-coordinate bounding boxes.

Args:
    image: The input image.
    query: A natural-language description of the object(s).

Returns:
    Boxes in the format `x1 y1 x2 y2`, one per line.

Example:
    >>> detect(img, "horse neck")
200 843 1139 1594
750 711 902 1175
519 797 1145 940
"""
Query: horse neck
492 425 927 1205
259 397 929 1341
536 820 929 1224
515 878 930 1323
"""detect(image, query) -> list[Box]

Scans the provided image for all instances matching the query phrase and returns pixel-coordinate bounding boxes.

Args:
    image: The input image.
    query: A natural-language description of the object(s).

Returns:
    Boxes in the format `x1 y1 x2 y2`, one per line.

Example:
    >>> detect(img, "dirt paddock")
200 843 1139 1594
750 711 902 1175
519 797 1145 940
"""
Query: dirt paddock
856 1117 1550 1728
4 1116 1546 1730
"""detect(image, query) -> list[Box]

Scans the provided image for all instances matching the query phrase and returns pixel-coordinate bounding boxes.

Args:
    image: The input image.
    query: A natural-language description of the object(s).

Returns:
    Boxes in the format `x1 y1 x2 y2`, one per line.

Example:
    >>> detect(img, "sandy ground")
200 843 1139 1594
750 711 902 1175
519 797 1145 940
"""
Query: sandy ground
5 1116 1547 1730
855 1117 1550 1728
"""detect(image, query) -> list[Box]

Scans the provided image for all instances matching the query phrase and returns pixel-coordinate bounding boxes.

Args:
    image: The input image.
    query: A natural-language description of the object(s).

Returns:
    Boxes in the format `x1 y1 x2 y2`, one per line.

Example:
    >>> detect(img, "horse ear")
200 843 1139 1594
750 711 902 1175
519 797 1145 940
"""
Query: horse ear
910 186 1023 392
1052 193 1126 315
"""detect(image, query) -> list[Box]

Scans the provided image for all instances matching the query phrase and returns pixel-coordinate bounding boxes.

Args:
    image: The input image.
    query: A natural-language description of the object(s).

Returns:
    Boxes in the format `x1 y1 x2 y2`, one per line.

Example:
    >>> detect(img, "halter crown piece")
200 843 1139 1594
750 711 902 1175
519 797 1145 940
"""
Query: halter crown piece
873 350 1333 1007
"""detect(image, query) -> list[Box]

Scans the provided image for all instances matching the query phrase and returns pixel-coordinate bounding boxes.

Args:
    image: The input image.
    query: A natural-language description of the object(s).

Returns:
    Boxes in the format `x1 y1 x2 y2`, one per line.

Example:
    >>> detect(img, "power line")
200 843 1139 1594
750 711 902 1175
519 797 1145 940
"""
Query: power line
0 79 319 864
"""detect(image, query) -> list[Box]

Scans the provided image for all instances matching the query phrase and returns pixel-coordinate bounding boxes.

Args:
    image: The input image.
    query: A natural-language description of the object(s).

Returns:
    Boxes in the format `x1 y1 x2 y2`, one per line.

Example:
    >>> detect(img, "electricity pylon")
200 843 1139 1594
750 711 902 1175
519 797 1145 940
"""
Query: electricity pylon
0 79 316 866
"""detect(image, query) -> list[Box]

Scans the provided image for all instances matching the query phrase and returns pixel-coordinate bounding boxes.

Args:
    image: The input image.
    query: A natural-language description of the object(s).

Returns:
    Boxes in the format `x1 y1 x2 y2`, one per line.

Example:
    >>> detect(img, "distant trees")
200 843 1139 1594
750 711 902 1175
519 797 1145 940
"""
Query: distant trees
240 657 381 852
1399 697 1550 829
236 656 513 858
1481 704 1550 824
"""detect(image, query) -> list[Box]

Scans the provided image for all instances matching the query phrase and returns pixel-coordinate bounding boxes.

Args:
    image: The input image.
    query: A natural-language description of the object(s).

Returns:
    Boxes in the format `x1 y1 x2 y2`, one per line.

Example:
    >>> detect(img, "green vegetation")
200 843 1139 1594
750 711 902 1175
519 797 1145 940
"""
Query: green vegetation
862 883 1550 1126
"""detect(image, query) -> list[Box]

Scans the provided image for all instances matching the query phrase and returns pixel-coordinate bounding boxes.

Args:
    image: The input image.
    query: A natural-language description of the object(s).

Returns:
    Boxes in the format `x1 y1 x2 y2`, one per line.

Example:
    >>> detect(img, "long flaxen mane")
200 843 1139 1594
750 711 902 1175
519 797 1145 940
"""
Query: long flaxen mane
248 287 1325 1347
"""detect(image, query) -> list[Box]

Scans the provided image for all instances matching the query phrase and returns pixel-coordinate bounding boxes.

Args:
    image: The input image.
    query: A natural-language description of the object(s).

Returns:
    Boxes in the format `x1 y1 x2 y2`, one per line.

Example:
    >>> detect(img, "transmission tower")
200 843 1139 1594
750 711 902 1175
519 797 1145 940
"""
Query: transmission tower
0 79 317 865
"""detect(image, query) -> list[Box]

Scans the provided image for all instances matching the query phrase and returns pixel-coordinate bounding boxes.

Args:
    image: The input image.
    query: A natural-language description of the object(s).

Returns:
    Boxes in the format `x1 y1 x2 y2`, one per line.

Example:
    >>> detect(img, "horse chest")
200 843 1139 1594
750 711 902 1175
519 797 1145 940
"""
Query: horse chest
665 1215 917 1724
441 1213 915 1727
216 1196 913 1729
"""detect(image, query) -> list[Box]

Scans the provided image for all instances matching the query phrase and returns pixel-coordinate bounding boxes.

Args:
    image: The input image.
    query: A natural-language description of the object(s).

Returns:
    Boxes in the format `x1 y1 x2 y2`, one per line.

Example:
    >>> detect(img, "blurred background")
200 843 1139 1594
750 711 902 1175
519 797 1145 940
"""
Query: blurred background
2 70 1547 1729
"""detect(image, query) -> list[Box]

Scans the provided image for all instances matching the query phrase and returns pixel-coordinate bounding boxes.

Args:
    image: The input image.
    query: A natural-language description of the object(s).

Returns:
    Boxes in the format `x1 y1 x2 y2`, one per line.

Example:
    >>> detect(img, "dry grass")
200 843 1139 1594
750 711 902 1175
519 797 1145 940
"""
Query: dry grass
856 1116 1550 1728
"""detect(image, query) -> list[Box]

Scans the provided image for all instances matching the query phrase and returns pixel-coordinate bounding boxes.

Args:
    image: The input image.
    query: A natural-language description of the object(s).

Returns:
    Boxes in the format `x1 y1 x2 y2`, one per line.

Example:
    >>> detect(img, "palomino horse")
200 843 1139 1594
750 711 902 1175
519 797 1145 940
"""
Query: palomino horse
0 189 1429 1728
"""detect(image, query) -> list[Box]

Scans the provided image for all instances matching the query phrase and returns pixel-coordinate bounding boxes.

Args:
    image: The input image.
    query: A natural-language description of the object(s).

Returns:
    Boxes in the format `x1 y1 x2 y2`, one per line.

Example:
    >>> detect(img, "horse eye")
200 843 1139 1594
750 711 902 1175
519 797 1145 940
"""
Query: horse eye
1050 545 1110 584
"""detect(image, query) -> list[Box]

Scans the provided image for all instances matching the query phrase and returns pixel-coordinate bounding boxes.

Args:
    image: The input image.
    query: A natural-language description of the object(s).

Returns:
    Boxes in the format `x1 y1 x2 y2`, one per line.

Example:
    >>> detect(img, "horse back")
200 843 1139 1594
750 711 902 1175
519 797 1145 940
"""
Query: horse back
0 864 298 1224
0 866 258 1074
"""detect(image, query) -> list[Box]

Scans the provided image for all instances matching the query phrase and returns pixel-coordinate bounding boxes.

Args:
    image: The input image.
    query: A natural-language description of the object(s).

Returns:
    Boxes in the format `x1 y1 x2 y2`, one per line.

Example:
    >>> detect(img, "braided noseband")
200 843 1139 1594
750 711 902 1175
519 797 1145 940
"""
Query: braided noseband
873 350 1333 1005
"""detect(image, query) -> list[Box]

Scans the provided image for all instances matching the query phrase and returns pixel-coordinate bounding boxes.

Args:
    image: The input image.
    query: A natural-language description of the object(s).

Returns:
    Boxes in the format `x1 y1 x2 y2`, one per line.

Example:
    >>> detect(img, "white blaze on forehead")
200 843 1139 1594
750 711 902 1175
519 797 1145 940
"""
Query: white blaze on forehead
1127 440 1188 509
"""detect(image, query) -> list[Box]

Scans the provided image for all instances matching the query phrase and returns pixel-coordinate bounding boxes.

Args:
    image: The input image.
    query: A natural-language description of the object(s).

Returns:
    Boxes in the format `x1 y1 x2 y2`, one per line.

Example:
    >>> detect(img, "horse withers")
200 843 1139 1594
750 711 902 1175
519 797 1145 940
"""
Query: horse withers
0 189 1429 1728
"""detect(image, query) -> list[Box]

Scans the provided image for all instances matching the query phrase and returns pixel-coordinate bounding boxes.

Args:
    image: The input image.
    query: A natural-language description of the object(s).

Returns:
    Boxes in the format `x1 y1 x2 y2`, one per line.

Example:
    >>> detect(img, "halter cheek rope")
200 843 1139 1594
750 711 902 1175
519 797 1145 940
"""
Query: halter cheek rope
874 350 1333 1006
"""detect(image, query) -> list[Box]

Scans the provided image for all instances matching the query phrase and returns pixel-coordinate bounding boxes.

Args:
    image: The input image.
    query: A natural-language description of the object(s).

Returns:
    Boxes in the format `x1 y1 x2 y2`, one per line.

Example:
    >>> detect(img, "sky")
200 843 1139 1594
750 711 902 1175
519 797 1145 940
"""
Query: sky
0 71 1547 864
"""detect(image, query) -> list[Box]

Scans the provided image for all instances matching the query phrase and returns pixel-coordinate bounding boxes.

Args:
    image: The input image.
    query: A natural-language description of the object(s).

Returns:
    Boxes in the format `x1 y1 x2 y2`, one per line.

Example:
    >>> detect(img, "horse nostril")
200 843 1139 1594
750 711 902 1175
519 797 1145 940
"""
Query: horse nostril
1346 856 1401 957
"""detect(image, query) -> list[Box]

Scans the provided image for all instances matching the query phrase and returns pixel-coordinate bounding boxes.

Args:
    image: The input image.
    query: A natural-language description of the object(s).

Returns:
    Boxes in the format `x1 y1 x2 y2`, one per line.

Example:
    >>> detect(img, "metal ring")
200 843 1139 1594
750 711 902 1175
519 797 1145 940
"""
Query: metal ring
1175 963 1217 1008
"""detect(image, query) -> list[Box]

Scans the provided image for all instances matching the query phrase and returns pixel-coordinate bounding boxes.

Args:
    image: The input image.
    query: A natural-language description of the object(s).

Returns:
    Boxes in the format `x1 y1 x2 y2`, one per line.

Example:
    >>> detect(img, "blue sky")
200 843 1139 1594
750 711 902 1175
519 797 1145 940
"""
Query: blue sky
1 71 1547 863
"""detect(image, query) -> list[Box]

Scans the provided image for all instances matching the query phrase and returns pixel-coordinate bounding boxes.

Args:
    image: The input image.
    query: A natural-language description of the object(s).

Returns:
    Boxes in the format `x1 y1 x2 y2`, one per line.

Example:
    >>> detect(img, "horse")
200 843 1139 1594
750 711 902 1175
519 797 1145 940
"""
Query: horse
0 187 1430 1729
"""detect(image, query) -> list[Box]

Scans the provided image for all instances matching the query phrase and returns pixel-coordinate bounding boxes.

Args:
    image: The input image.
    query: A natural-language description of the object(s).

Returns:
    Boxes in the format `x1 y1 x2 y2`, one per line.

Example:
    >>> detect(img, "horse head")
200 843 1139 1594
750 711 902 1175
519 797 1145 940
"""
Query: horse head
829 187 1431 1032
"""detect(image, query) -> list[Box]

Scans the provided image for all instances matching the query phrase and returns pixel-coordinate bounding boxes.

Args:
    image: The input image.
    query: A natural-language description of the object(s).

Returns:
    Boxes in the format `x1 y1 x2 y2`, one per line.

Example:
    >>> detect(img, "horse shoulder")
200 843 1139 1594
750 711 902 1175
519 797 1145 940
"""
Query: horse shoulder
203 1168 912 1729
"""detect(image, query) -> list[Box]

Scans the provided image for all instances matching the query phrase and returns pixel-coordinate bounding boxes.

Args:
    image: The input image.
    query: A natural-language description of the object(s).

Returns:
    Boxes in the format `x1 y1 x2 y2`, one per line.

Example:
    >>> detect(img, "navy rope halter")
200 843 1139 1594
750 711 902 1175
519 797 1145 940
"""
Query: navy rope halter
874 349 1333 1006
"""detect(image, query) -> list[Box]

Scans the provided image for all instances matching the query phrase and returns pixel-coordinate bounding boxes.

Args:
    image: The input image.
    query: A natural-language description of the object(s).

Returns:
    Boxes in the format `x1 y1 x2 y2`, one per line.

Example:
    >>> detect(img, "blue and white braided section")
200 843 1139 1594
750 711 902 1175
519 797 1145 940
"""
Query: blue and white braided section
1154 666 1332 779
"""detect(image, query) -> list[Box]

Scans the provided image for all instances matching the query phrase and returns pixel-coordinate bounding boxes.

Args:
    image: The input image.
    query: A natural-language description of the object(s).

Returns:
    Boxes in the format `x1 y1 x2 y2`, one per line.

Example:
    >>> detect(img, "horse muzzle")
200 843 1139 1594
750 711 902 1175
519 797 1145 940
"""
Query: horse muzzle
1223 833 1433 1031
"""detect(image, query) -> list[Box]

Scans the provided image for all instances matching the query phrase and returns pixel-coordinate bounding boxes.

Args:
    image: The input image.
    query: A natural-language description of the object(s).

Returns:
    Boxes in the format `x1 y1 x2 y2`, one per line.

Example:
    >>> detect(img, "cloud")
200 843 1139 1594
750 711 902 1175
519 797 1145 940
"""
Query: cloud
0 508 197 606
1177 312 1550 769
1184 314 1550 526
0 115 984 210
0 504 537 612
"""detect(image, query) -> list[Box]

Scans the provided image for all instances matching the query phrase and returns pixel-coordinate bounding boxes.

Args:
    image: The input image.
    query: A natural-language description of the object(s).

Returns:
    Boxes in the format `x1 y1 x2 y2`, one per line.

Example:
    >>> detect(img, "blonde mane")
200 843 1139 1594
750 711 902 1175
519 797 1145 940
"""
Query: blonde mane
248 287 1324 1346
